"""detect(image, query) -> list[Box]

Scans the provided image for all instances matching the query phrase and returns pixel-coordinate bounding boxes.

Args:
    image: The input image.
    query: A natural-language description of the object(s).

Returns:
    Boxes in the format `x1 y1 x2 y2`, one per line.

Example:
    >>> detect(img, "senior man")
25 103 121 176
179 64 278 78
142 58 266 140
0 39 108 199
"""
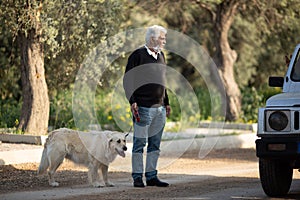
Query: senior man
123 25 171 188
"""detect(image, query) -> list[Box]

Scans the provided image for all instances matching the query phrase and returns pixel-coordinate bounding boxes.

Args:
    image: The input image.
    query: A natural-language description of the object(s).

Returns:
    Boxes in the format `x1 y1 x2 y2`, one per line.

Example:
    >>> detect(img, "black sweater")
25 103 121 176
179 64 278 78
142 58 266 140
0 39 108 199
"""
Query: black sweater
123 46 169 107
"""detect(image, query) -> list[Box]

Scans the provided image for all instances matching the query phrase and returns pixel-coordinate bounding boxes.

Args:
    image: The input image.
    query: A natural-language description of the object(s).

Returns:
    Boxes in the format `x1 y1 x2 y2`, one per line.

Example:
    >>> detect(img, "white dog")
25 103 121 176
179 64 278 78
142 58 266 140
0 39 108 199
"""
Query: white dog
37 128 128 187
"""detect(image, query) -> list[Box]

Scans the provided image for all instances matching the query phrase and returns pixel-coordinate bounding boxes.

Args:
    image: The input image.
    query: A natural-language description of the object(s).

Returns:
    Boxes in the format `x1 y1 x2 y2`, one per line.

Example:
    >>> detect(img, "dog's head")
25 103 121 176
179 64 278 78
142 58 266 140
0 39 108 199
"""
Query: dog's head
108 132 128 158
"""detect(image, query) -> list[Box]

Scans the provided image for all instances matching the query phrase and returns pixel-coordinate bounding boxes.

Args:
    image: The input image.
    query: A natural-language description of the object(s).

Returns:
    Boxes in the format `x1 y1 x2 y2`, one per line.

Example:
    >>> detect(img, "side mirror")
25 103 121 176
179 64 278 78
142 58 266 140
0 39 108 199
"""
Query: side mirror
269 77 284 87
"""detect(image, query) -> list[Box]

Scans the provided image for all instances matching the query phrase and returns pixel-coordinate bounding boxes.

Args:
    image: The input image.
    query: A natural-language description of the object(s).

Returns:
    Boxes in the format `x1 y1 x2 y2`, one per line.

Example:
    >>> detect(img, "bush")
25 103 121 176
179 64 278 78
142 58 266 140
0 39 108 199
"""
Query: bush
49 89 74 129
0 98 21 128
241 86 281 123
241 87 264 123
49 89 132 131
0 85 282 132
95 90 132 131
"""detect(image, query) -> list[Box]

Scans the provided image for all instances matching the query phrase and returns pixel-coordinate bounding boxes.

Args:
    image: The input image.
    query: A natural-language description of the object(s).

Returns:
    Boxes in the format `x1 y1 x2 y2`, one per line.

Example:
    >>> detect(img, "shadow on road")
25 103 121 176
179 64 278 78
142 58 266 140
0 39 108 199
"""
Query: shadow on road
2 164 300 200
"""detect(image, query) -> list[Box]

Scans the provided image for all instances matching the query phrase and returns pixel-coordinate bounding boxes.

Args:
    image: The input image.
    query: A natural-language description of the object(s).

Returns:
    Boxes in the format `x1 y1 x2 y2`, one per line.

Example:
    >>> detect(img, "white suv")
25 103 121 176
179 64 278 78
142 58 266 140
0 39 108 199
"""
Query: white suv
256 43 300 197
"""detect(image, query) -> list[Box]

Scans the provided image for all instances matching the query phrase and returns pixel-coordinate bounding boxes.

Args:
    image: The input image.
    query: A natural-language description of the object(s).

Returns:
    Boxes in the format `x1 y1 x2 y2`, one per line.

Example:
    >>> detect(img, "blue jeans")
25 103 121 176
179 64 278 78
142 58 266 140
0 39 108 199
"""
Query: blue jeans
132 106 166 181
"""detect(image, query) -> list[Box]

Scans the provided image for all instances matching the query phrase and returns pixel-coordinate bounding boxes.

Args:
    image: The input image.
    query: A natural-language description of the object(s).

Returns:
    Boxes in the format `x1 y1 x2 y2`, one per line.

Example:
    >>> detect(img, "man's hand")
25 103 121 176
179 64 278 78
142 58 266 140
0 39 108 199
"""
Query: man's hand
166 105 171 117
131 102 138 113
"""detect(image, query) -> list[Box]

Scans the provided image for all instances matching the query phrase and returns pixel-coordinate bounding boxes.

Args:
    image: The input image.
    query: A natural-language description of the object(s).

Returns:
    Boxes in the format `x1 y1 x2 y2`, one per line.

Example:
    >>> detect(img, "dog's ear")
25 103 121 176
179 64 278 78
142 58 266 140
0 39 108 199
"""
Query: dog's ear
108 138 113 147
125 133 129 138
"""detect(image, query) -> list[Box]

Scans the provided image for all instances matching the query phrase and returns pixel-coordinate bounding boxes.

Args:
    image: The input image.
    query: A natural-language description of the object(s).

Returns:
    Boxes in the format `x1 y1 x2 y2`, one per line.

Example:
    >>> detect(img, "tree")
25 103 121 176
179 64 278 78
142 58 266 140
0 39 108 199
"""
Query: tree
2 0 49 135
42 0 127 92
1 0 127 134
133 0 300 121
208 0 241 121
196 0 300 120
248 0 300 87
41 0 127 129
135 0 242 121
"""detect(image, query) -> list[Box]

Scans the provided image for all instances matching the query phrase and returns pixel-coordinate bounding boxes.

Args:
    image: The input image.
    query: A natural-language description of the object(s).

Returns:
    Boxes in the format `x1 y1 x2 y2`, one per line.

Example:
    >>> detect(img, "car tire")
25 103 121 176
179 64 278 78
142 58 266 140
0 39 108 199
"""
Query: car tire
259 158 293 197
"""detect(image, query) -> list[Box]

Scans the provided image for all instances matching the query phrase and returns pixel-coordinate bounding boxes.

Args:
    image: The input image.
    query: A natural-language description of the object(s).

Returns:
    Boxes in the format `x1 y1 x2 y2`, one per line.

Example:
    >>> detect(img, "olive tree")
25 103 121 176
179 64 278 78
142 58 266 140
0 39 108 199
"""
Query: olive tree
1 0 126 134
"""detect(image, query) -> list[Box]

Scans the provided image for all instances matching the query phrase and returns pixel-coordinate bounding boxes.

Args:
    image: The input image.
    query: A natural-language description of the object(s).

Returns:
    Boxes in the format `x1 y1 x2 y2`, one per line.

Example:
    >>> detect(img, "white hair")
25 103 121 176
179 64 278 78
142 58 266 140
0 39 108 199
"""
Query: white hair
145 25 167 45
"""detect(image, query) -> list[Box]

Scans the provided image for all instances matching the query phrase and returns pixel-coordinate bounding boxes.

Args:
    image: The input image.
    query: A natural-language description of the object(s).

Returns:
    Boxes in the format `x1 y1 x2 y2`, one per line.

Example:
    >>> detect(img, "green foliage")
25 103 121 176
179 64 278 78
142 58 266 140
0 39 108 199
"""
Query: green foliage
231 15 260 87
167 92 181 122
245 0 300 87
2 0 300 131
0 0 128 97
1 0 43 39
0 0 128 132
0 85 283 131
42 0 127 93
94 90 128 131
195 88 212 121
0 16 21 101
0 99 21 128
49 89 132 131
241 85 282 123
49 89 74 129
241 87 264 123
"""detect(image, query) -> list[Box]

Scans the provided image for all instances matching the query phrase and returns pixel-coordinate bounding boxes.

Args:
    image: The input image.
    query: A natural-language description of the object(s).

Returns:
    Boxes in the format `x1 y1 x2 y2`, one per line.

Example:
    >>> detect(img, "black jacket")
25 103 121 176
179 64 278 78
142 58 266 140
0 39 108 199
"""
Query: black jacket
123 46 169 107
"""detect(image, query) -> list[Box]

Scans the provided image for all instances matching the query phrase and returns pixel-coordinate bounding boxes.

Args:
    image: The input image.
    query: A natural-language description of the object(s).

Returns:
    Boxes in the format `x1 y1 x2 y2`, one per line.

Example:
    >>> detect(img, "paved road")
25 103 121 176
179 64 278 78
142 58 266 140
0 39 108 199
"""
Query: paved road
1 148 300 200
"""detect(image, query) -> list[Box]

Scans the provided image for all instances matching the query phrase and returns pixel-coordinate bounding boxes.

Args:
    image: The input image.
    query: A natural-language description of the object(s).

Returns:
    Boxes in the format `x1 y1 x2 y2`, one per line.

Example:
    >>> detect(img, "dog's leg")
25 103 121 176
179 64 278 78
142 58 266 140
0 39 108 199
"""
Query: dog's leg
47 153 65 187
100 164 114 187
88 162 104 187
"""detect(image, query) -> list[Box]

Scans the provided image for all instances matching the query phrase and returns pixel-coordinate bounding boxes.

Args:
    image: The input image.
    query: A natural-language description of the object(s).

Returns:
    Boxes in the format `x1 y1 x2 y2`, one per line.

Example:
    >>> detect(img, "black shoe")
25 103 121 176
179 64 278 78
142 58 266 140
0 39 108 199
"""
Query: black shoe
133 177 145 188
146 177 169 187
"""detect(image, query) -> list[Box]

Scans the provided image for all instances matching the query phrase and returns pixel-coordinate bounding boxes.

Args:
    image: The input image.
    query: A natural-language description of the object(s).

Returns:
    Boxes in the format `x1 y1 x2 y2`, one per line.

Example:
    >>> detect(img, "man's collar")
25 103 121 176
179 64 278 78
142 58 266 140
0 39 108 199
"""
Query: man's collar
145 45 160 59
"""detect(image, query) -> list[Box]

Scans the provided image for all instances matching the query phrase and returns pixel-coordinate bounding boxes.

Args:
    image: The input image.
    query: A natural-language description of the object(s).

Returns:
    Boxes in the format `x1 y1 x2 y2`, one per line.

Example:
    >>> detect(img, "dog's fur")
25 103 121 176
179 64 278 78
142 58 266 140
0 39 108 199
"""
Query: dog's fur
37 128 128 187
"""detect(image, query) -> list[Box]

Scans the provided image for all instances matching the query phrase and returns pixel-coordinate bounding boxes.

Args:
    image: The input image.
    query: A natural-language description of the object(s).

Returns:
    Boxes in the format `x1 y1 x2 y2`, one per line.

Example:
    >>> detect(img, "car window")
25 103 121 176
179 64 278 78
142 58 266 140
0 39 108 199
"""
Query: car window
291 50 300 81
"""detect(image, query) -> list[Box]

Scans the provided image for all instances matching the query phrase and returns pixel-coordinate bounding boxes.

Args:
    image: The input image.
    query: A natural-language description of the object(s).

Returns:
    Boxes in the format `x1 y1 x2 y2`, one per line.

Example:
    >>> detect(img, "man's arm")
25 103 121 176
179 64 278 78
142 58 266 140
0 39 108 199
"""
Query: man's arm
164 89 171 117
123 52 138 105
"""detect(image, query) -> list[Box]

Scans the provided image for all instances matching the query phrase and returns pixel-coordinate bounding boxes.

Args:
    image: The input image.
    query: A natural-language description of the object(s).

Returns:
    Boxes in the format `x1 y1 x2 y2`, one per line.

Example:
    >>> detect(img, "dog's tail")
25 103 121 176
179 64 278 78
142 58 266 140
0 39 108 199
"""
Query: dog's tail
37 146 49 175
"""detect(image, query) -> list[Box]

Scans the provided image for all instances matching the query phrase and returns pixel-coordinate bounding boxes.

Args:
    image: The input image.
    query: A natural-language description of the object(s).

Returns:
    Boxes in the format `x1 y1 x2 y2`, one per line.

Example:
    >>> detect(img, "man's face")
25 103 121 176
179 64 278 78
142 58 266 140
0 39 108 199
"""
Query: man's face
157 32 166 49
152 32 166 51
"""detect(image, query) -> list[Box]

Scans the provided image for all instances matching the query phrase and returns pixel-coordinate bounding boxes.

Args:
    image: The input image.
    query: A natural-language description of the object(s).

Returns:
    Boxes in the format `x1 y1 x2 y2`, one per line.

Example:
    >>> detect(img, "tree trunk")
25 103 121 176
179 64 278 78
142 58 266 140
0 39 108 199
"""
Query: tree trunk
213 0 241 121
18 4 49 135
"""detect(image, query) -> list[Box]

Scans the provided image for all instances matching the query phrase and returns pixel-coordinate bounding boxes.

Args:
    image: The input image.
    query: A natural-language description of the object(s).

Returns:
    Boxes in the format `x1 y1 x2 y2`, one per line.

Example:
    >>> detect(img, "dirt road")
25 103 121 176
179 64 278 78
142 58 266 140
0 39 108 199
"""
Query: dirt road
1 148 300 200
